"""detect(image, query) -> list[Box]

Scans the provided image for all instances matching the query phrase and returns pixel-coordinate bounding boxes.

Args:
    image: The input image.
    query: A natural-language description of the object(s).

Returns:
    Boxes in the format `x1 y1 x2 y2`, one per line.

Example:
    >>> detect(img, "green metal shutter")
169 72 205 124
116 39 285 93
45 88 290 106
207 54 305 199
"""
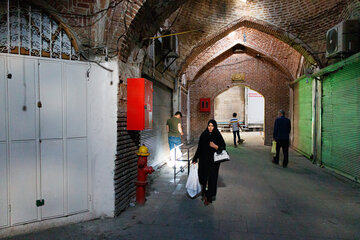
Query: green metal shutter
293 77 313 158
322 60 360 181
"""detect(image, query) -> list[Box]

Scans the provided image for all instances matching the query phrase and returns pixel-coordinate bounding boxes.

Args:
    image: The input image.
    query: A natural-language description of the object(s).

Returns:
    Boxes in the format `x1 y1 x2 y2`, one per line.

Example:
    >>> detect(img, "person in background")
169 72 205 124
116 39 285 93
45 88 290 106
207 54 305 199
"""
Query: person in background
229 112 242 148
192 119 226 205
272 109 291 168
166 112 184 166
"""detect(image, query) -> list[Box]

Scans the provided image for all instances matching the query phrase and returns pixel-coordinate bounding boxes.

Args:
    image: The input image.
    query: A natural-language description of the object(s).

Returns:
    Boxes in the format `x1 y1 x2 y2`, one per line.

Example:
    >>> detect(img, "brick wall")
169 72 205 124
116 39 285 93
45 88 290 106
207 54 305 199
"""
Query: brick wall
180 89 188 143
116 83 139 216
188 54 290 146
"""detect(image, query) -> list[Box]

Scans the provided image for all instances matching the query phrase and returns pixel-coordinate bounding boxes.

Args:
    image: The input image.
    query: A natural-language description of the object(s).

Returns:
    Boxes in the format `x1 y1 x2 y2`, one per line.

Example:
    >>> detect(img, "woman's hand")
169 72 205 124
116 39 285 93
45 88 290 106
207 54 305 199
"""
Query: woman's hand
209 141 218 150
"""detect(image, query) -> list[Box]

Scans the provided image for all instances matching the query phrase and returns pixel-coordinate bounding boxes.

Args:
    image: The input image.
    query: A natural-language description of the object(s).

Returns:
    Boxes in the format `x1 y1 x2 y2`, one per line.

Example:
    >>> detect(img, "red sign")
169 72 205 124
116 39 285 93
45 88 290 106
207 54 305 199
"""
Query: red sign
200 98 211 112
248 92 262 97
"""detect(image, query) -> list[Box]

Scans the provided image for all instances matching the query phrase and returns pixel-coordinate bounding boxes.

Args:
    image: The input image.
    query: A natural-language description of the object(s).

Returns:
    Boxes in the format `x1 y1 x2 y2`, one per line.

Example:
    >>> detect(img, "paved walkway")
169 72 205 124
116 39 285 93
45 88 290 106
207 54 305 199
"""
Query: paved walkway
3 132 360 240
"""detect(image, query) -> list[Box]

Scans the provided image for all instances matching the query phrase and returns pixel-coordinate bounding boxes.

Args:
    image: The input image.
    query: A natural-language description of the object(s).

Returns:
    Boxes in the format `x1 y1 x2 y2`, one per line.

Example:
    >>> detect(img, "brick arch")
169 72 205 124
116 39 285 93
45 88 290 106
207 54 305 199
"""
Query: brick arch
119 0 188 62
180 16 320 78
29 0 97 46
192 43 295 84
189 53 290 146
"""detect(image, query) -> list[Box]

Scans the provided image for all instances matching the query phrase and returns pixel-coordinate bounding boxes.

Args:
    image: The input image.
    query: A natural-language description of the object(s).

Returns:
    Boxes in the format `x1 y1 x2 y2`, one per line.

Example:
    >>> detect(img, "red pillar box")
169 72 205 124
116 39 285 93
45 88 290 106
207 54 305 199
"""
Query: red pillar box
200 98 211 112
127 78 153 130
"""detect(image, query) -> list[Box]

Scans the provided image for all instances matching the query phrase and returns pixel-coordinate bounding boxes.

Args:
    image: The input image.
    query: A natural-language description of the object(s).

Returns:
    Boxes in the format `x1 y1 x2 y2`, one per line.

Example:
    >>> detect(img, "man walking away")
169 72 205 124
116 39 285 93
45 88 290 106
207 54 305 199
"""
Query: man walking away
272 109 291 168
229 112 242 148
166 112 184 166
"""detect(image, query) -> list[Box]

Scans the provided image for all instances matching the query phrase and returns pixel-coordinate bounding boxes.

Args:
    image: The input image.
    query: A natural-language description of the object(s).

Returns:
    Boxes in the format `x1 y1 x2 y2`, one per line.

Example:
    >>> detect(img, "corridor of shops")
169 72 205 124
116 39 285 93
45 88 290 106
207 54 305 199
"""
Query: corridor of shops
4 132 360 240
1 0 360 239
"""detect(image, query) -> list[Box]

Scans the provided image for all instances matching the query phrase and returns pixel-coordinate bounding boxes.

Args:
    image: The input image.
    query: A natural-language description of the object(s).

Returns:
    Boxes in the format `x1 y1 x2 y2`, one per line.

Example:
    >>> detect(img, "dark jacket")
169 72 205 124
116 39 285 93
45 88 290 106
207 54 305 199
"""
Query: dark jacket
273 116 291 141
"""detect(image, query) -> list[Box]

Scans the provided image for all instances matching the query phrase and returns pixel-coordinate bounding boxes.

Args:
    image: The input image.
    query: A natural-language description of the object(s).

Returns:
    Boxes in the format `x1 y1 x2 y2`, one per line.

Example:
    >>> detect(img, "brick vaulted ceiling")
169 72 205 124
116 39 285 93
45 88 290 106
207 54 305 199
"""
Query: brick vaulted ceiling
170 0 359 82
30 0 359 76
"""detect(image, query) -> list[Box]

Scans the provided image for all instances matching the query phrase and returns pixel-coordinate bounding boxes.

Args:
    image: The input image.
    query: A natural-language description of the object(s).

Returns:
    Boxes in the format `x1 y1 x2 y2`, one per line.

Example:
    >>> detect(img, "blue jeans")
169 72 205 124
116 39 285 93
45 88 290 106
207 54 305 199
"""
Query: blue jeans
233 130 240 145
168 136 181 150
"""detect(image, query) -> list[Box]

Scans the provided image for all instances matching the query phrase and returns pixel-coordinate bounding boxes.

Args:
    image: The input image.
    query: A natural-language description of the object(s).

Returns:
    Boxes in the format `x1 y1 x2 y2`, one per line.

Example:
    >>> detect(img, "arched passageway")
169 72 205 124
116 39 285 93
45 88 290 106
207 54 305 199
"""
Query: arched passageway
187 49 291 145
214 85 265 144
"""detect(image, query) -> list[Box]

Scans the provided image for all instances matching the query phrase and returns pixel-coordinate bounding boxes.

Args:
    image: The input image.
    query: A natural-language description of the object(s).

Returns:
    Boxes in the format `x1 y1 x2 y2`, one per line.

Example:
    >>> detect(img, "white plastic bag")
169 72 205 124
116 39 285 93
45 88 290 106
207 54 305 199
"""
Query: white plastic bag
186 164 202 198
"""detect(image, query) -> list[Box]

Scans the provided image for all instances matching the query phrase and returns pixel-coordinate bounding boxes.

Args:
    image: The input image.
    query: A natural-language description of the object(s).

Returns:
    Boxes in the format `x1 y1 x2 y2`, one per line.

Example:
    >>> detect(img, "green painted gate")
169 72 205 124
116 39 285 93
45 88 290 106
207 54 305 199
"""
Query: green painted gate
293 77 313 158
321 57 360 181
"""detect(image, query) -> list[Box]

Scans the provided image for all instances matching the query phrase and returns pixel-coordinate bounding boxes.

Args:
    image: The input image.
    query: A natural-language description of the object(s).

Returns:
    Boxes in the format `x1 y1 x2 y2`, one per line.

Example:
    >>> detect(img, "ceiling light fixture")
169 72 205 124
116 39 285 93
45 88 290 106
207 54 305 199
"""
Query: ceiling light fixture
240 0 247 3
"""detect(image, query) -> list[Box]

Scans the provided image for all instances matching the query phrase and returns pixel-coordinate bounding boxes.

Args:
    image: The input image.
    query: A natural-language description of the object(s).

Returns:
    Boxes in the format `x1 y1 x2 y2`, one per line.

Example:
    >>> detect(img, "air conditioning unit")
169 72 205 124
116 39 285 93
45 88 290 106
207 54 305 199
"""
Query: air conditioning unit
326 20 360 58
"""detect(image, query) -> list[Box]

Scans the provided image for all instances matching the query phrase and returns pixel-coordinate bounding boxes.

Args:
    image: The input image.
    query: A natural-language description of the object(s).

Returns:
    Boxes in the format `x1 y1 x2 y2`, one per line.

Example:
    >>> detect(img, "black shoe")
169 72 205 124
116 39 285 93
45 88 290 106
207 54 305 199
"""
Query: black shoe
272 157 279 164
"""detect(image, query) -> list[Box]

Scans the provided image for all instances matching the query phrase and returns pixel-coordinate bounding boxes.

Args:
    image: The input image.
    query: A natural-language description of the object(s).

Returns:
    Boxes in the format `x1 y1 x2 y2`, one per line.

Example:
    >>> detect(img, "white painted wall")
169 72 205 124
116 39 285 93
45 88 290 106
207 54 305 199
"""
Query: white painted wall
246 88 264 125
214 85 245 124
88 60 118 217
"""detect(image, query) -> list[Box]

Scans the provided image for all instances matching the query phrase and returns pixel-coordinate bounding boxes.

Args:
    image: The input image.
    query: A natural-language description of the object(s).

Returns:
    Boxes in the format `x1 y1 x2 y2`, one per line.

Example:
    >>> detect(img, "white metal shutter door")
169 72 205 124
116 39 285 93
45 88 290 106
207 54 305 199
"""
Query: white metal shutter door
65 63 87 138
65 63 88 214
67 139 88 214
141 84 171 167
8 58 36 140
0 143 7 227
8 57 38 225
10 142 38 224
39 61 63 139
39 61 65 218
40 140 64 218
0 56 8 227
0 56 6 141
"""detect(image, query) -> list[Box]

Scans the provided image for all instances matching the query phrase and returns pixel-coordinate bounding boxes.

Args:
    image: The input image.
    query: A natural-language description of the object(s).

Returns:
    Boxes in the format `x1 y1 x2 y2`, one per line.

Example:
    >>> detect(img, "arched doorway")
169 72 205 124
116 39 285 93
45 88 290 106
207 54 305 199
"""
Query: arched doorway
214 85 265 145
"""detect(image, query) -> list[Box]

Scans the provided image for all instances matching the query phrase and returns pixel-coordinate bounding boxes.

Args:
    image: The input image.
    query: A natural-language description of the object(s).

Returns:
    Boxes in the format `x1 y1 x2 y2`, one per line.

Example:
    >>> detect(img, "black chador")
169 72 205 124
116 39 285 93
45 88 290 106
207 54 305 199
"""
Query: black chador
193 119 226 203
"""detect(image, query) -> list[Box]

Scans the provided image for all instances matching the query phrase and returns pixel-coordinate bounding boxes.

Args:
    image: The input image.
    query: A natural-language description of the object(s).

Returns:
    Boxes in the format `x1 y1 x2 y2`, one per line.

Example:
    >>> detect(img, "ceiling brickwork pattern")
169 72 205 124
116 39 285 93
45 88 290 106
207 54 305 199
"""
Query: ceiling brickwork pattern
29 0 359 66
184 26 302 83
173 0 358 72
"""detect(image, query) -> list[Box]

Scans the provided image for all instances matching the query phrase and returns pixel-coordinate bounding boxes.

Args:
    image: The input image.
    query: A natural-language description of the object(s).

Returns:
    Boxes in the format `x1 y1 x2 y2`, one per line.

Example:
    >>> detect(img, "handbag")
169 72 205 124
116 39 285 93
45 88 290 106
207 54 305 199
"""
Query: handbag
214 150 230 163
186 164 202 198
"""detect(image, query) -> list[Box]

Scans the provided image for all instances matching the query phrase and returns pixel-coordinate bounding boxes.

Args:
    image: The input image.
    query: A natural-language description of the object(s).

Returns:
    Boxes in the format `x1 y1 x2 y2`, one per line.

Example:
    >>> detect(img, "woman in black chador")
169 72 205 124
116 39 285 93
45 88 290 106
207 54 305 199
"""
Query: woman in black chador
193 119 226 205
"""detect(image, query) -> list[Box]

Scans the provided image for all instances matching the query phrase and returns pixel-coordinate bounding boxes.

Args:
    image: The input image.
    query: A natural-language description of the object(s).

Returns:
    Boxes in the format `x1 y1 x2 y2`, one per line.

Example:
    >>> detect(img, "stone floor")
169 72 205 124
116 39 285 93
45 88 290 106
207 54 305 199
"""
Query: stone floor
2 132 360 240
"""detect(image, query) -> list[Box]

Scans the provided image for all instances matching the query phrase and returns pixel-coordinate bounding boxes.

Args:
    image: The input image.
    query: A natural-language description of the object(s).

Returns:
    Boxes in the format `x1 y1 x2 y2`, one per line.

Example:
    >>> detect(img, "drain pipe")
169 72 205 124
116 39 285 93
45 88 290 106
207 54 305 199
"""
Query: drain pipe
312 78 318 163
186 86 191 144
312 76 322 165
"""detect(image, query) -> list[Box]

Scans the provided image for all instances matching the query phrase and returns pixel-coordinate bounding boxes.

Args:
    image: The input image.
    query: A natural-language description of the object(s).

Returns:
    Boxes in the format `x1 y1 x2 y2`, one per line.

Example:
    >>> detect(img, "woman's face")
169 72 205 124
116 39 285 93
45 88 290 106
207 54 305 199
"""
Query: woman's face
208 123 214 133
